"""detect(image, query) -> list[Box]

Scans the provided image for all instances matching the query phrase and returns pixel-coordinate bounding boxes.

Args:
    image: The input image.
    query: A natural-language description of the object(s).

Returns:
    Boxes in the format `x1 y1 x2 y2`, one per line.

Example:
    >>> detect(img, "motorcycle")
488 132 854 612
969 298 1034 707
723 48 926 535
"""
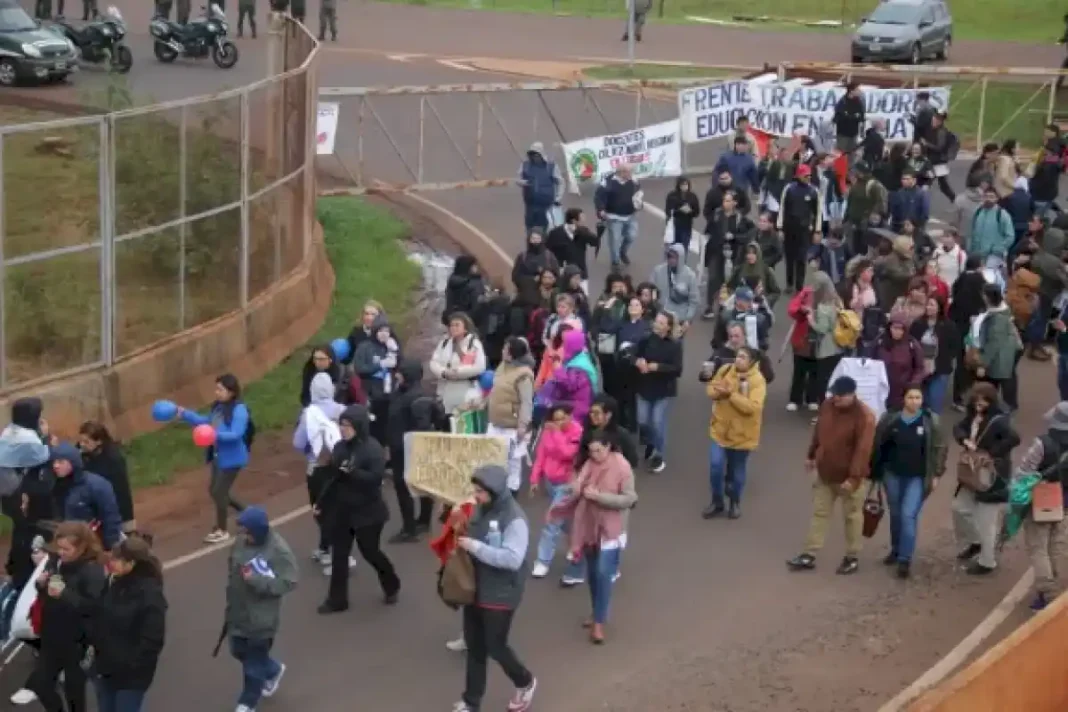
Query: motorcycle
149 3 238 69
51 6 132 73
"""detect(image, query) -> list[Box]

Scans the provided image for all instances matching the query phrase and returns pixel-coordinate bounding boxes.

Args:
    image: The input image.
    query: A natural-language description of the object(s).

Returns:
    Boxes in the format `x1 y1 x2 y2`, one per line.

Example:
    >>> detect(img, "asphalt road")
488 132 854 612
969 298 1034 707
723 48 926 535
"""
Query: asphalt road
1 4 1063 710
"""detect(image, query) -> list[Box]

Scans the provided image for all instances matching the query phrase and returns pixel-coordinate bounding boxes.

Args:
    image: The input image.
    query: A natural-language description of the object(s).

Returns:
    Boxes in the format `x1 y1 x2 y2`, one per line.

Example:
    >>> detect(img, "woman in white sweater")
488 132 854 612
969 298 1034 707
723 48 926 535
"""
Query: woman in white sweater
429 313 488 413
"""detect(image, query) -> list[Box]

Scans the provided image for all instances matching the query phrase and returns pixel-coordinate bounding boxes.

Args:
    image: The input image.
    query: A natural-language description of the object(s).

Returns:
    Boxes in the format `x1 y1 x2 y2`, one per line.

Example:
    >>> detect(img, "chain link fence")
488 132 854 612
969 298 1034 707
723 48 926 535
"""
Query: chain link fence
0 15 318 389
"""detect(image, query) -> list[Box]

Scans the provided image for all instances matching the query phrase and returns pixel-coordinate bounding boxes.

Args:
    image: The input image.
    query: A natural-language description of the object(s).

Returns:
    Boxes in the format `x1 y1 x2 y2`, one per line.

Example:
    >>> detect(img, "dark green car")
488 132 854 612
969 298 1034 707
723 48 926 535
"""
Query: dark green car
0 0 77 86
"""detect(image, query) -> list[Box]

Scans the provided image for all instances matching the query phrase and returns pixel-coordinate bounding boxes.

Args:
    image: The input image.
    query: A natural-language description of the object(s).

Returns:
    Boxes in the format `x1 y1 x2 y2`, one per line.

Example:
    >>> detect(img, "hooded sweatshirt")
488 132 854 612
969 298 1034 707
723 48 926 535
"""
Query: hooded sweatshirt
530 418 582 487
293 372 344 471
518 142 563 209
542 328 598 422
0 397 50 499
50 441 123 549
465 464 529 610
321 405 390 529
227 506 298 640
874 319 925 410
386 359 446 463
649 243 700 323
443 255 486 325
952 187 983 246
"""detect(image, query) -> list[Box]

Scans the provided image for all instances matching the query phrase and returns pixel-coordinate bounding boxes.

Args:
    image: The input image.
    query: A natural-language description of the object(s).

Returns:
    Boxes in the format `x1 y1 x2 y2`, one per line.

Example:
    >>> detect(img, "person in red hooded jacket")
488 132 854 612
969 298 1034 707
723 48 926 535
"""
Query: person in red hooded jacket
786 285 820 412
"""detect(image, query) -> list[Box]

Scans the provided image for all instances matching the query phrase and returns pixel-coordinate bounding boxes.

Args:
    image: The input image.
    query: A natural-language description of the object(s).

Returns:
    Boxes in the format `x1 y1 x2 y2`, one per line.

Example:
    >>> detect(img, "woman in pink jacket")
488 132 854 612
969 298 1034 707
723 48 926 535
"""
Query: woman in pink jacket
540 328 600 423
530 405 583 579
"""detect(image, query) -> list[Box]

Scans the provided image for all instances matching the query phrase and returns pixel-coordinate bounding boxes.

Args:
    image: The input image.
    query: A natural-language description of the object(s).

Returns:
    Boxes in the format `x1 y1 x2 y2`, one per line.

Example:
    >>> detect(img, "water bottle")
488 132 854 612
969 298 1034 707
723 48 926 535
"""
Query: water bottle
487 520 501 548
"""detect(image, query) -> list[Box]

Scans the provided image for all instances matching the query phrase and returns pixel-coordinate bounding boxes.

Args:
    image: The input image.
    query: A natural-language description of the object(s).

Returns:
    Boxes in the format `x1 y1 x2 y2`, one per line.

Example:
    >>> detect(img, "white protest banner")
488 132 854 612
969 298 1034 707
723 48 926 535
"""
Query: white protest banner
562 119 682 193
316 102 340 155
678 80 950 145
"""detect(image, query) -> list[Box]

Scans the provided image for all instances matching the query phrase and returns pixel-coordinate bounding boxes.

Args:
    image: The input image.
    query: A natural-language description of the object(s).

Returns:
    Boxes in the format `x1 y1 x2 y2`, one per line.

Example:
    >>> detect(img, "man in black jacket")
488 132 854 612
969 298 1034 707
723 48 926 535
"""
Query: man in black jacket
703 192 754 318
776 164 822 293
385 360 444 543
948 255 989 409
703 169 751 221
545 207 597 288
317 405 401 613
833 83 865 162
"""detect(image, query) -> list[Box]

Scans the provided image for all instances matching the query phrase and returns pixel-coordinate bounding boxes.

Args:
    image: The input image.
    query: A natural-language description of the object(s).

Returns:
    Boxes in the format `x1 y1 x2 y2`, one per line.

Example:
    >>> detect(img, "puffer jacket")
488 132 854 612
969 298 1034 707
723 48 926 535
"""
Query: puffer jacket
541 329 598 422
225 506 298 640
707 364 766 451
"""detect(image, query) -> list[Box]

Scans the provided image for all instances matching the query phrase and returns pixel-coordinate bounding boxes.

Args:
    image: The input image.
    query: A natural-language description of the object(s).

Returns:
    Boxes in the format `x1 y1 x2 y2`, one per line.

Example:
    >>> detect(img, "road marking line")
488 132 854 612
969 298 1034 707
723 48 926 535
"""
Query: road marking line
386 53 427 62
877 569 1035 711
437 59 477 72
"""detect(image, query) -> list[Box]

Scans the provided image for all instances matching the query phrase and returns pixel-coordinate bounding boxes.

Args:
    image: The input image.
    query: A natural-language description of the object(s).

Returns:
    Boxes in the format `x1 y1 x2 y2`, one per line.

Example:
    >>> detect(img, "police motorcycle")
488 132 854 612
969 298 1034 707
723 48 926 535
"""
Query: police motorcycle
149 3 238 69
51 6 132 73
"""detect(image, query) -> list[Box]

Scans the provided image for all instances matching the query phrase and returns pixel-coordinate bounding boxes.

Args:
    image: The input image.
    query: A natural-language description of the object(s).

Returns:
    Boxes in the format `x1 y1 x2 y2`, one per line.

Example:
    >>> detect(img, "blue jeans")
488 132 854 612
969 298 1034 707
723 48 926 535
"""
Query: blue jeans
230 636 281 708
708 441 751 506
1059 352 1068 401
883 472 926 563
606 216 637 265
585 545 622 624
94 680 146 712
536 482 572 564
923 374 949 413
673 225 693 256
635 395 671 457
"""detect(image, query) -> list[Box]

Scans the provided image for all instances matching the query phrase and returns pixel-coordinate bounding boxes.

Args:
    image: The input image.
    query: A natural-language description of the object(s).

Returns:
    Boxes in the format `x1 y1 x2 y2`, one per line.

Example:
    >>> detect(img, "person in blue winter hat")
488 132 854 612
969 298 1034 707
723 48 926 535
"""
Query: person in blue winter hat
226 505 298 712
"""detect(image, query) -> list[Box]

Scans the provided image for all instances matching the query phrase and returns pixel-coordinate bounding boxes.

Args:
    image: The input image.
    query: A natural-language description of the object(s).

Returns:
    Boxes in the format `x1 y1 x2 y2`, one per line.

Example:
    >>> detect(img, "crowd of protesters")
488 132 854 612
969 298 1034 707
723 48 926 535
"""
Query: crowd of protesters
2 79 1068 712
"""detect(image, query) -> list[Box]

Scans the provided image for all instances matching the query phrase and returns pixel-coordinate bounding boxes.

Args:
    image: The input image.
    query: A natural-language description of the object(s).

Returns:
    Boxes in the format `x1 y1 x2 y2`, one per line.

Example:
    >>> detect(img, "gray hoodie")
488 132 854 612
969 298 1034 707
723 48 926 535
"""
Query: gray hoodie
465 464 529 609
649 243 700 323
952 188 983 246
226 507 298 640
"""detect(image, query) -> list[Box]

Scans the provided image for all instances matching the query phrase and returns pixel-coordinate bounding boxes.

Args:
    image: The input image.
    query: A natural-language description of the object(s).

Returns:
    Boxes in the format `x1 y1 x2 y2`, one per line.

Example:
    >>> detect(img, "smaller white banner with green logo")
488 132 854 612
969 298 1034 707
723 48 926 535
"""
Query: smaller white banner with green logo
562 119 682 194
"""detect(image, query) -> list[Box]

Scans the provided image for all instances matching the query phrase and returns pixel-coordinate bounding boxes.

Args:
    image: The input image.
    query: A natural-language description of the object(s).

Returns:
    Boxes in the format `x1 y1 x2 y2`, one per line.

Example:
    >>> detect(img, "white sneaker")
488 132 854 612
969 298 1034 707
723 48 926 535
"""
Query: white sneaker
311 549 328 563
452 702 475 712
508 677 538 711
807 402 819 412
236 705 255 712
786 402 799 412
445 636 467 652
319 551 333 567
321 556 358 576
560 574 585 587
262 662 286 697
204 530 232 544
11 689 37 705
612 570 621 583
531 561 549 578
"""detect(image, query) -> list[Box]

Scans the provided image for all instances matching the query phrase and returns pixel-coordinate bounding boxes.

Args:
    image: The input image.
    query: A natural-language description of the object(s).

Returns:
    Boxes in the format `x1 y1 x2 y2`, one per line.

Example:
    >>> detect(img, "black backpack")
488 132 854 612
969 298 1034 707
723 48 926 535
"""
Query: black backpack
244 412 257 452
1039 436 1068 483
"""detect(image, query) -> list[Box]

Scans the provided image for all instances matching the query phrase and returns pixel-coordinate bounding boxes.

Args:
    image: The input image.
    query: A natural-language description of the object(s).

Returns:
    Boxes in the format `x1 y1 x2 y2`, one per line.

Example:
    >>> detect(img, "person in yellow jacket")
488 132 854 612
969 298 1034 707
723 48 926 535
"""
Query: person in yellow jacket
702 346 767 520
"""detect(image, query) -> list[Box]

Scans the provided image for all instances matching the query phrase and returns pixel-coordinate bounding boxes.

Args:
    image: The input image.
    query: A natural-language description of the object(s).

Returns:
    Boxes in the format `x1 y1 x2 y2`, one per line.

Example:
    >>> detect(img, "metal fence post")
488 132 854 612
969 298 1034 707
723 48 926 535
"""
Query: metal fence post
1047 76 1059 125
239 90 250 309
418 96 426 184
178 106 188 331
0 136 6 387
100 117 115 367
976 76 988 153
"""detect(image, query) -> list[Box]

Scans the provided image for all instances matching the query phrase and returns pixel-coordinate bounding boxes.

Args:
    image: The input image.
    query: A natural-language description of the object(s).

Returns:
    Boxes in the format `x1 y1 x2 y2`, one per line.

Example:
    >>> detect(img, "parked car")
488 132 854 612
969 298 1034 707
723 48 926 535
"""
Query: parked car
0 0 78 86
850 0 952 65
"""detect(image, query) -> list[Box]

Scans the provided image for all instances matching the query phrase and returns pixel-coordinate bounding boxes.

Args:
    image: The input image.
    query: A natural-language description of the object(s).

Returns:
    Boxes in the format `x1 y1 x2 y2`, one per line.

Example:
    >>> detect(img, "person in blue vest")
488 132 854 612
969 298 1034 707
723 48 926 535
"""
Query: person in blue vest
517 142 563 237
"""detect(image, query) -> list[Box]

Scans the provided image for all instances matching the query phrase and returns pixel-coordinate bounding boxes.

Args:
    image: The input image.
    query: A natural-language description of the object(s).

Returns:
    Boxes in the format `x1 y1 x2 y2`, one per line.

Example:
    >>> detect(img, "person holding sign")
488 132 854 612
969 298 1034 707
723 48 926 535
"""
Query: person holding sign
777 164 822 293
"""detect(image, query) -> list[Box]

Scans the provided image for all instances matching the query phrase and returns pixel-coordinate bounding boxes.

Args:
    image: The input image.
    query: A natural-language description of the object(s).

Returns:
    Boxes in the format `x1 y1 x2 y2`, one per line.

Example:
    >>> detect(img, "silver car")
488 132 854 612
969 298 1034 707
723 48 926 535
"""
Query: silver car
850 0 952 64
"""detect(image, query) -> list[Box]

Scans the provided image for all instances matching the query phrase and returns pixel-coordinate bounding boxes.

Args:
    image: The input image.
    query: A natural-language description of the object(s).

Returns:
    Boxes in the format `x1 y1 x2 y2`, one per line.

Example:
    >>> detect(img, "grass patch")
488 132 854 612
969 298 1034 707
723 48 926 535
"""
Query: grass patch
583 63 737 81
376 0 1061 42
120 197 420 489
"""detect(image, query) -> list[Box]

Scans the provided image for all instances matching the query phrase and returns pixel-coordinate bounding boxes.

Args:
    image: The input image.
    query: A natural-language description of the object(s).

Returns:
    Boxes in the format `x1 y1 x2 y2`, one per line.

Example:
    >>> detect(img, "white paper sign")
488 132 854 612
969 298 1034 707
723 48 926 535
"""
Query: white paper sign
677 80 950 145
562 119 682 193
316 102 340 156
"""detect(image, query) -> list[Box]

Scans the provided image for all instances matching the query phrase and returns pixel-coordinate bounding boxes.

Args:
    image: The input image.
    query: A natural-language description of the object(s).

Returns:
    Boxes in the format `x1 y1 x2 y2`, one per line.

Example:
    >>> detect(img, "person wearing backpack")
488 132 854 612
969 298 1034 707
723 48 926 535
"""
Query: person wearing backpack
176 374 252 545
970 187 1015 270
951 383 1019 575
1016 402 1068 610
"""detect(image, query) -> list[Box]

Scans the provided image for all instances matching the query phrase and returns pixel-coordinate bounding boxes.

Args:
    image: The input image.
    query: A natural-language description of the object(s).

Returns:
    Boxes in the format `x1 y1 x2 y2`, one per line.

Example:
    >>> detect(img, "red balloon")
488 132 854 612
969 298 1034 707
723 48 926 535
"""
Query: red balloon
192 424 217 448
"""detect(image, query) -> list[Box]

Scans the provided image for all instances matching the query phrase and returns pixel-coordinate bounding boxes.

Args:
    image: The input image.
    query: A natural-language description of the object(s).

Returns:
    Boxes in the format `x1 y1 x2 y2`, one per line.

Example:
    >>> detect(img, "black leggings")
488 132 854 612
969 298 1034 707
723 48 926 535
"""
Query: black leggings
308 466 330 551
328 521 400 605
29 645 87 712
789 355 819 406
783 229 808 291
209 463 244 532
391 455 433 533
935 174 956 203
462 606 533 708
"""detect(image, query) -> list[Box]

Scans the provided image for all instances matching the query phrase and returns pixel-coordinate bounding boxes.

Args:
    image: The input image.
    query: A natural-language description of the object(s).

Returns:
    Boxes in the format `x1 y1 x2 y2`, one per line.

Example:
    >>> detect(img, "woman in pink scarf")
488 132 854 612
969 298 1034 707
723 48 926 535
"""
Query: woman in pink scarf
548 432 637 644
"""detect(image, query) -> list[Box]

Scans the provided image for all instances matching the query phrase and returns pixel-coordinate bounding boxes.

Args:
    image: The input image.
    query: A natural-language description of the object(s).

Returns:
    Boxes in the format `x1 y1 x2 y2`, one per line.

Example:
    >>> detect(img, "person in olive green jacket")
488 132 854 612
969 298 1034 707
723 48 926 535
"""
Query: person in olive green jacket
806 271 845 408
975 284 1022 409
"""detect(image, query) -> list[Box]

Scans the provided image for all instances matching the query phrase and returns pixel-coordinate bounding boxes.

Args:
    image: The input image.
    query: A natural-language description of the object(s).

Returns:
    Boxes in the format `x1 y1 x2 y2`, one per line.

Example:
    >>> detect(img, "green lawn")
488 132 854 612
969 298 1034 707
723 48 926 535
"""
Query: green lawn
382 0 1061 42
121 197 420 489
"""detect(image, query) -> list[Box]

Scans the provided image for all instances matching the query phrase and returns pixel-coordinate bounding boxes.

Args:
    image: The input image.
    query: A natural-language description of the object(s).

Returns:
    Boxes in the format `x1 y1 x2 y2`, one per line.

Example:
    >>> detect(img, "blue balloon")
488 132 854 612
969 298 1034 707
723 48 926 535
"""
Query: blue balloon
152 400 178 422
478 370 495 391
330 337 351 363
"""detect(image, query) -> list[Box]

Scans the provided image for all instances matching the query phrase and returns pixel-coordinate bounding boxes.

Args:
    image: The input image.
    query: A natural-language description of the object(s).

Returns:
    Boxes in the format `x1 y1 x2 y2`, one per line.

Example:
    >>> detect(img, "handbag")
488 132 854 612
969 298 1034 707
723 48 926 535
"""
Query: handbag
438 547 477 608
663 217 675 245
862 481 885 538
1032 481 1066 523
956 416 1002 492
11 557 48 641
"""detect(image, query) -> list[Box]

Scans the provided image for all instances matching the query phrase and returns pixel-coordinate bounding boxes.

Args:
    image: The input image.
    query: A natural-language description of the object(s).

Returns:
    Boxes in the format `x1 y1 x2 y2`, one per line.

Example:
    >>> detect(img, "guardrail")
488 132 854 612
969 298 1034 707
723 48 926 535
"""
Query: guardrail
0 14 319 391
318 62 1066 198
